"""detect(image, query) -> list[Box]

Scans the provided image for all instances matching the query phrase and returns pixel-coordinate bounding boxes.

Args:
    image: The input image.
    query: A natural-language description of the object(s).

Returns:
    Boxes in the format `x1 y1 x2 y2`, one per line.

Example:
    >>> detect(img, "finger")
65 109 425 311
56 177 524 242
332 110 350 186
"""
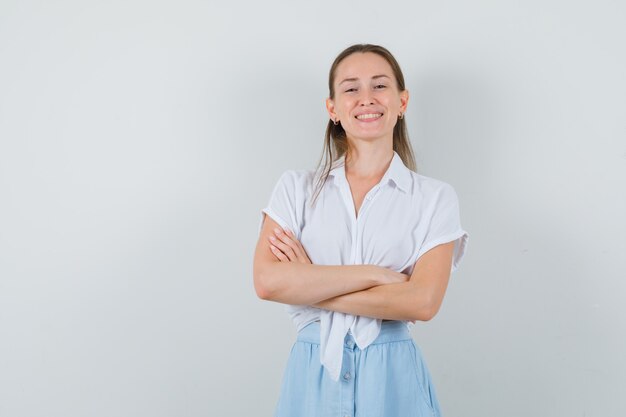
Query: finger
269 244 289 261
283 230 309 263
272 229 300 260
283 228 299 244
275 231 300 253
280 228 312 264
284 229 306 252
274 227 294 242
269 235 297 261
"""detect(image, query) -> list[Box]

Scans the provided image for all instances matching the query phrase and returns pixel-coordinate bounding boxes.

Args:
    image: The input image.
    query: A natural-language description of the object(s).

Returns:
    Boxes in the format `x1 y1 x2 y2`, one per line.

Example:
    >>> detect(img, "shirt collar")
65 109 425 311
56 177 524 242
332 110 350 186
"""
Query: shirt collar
328 150 411 193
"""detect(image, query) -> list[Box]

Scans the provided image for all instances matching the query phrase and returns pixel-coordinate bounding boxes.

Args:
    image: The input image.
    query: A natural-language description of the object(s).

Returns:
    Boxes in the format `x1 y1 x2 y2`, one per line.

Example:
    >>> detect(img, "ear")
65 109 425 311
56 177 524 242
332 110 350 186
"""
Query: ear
325 97 337 121
400 90 409 113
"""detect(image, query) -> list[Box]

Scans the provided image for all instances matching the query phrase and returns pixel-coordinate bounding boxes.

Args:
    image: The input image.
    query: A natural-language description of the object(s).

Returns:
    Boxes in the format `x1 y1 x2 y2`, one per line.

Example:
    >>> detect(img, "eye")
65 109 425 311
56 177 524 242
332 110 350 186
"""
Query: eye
374 84 387 89
345 87 357 93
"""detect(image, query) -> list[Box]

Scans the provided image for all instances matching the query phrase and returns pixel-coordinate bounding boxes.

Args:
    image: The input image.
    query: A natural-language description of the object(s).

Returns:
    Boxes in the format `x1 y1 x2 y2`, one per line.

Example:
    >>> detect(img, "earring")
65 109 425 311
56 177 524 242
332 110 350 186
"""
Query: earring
333 118 339 125
399 113 404 120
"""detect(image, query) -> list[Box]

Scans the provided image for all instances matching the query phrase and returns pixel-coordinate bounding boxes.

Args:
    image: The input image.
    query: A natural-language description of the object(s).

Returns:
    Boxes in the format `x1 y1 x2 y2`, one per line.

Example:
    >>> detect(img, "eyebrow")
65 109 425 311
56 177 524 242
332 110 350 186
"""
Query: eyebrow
339 74 391 85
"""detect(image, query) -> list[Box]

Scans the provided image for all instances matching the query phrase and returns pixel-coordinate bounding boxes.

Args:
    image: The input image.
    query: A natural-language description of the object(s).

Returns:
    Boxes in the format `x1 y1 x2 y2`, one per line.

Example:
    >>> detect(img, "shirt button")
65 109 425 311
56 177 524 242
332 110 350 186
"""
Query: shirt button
343 371 351 380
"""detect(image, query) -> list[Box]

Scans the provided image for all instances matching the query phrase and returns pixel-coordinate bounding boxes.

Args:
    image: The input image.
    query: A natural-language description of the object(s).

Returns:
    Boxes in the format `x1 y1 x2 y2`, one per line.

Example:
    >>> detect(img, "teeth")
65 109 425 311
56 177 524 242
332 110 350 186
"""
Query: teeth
356 113 382 120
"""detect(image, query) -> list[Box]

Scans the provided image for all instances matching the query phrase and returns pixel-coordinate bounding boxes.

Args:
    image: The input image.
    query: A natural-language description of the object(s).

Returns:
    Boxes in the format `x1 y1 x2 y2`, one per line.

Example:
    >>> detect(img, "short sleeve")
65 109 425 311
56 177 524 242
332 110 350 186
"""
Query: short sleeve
416 183 469 273
258 170 303 239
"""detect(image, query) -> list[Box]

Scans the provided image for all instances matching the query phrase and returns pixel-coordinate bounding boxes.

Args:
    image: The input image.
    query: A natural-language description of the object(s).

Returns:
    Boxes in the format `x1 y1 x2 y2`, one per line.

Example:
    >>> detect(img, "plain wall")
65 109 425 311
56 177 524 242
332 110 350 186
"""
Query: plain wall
1 1 625 416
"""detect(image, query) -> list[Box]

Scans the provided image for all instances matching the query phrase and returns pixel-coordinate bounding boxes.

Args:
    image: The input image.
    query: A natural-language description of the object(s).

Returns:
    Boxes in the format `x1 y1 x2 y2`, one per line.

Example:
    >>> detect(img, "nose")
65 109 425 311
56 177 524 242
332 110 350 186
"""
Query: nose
358 90 375 106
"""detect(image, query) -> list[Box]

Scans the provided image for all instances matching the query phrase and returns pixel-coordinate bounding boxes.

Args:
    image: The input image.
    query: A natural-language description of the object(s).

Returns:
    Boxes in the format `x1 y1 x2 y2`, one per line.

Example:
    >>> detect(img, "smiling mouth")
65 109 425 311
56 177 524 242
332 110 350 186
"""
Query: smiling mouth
355 113 383 120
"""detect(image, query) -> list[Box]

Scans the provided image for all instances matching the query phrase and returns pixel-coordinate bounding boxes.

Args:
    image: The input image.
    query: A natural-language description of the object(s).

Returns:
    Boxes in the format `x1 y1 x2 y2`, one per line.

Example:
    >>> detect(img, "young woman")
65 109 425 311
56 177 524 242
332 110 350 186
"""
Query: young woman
253 44 469 417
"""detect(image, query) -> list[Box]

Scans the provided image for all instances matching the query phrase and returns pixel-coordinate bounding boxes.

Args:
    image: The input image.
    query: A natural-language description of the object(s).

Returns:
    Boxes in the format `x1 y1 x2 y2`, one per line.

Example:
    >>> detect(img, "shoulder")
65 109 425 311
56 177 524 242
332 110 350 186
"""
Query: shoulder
274 168 315 188
270 168 316 198
408 171 459 201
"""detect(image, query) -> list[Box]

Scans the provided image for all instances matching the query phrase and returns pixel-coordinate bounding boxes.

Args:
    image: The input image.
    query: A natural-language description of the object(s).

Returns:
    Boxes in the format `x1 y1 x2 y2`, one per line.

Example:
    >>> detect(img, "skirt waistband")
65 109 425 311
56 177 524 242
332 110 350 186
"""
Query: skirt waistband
296 320 411 345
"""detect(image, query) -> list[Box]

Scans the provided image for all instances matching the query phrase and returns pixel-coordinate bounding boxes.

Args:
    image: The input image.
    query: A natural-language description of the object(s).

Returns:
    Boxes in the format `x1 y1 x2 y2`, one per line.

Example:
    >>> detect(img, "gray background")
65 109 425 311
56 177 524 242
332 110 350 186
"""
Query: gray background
1 1 625 416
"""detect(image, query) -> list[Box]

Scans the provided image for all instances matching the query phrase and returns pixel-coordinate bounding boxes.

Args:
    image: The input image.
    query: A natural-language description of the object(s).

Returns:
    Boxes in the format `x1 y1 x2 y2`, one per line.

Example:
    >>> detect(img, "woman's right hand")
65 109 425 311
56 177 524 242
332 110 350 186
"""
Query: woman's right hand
375 266 410 285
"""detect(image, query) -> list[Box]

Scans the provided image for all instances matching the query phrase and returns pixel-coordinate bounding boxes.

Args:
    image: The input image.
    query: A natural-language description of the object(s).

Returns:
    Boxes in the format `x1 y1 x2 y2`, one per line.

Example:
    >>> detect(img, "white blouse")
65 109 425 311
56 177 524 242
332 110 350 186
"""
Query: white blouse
258 150 469 381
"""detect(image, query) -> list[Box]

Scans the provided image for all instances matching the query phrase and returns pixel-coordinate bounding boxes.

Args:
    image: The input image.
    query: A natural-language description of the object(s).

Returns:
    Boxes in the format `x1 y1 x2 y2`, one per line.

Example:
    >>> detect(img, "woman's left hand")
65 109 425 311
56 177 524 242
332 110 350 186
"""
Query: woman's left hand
268 227 312 264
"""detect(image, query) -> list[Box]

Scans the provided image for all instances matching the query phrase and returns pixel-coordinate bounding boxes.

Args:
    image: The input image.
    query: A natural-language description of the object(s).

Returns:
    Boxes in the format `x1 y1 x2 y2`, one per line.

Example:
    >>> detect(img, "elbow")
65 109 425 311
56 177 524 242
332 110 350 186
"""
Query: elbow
253 265 277 301
418 307 437 322
255 281 272 301
410 295 441 322
411 307 435 322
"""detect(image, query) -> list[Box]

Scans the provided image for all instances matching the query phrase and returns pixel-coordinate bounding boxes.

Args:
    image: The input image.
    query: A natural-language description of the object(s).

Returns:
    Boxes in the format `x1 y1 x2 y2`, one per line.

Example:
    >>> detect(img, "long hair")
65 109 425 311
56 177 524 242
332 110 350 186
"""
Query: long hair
310 44 417 206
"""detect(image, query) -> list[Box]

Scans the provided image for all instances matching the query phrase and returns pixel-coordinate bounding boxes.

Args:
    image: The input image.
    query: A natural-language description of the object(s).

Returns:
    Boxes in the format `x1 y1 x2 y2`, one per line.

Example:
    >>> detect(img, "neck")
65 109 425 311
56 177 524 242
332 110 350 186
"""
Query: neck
344 140 394 181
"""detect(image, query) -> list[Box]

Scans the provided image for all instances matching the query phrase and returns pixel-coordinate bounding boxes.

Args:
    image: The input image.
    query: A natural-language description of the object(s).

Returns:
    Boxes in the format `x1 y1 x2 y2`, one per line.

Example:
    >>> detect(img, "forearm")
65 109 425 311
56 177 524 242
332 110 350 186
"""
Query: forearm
312 281 434 322
258 262 381 305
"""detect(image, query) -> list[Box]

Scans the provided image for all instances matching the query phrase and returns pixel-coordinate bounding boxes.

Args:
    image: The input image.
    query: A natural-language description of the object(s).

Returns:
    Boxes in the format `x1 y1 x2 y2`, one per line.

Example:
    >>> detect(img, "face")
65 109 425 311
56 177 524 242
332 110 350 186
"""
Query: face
326 52 409 143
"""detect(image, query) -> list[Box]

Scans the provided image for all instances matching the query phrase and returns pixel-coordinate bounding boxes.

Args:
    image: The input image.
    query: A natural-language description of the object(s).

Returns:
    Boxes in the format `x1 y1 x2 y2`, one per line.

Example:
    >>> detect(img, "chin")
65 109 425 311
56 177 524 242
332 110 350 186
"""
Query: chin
346 128 394 142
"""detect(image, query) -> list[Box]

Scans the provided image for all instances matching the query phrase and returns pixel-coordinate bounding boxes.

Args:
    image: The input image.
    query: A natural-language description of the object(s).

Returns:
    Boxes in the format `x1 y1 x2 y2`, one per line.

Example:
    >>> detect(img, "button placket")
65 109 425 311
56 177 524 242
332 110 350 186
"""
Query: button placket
354 184 382 264
336 178 386 417
341 335 356 417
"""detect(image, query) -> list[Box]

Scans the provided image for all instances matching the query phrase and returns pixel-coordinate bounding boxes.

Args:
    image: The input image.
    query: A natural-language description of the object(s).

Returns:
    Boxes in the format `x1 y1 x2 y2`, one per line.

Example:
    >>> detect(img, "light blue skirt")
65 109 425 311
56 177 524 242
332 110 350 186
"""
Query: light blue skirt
273 320 442 417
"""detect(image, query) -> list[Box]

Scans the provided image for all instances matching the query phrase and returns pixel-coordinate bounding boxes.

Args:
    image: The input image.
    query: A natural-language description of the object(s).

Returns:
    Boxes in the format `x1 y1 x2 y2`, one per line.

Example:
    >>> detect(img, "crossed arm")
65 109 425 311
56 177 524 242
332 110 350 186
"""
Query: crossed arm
253 214 455 322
